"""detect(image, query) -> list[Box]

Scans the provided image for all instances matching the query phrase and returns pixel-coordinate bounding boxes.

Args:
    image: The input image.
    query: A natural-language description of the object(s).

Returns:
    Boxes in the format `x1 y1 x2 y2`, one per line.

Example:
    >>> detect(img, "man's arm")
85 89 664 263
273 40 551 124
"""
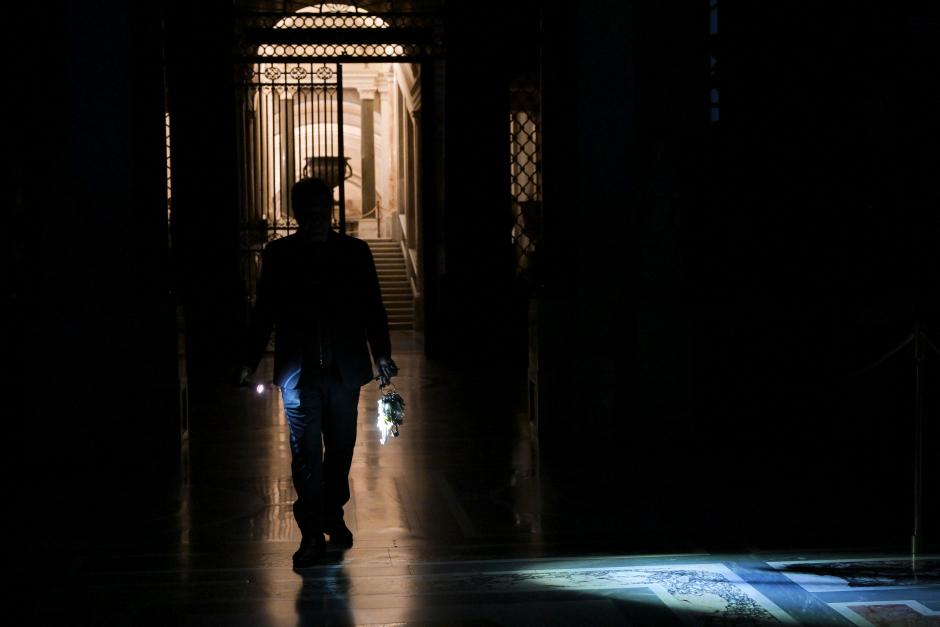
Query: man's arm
241 245 277 379
362 242 392 365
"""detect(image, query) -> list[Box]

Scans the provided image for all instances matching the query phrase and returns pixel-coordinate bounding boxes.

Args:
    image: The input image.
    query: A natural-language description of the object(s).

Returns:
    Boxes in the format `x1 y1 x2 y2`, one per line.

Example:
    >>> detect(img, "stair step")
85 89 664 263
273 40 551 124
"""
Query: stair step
366 240 411 329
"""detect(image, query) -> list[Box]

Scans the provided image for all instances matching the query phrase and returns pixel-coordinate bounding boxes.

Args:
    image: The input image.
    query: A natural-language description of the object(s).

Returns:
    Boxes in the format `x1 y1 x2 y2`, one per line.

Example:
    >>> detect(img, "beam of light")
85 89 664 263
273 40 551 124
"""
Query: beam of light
531 558 798 625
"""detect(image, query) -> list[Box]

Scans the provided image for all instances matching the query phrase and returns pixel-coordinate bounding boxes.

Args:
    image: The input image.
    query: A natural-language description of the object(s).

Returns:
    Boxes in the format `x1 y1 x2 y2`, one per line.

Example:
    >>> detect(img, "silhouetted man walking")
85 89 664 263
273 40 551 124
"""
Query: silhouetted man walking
240 177 397 569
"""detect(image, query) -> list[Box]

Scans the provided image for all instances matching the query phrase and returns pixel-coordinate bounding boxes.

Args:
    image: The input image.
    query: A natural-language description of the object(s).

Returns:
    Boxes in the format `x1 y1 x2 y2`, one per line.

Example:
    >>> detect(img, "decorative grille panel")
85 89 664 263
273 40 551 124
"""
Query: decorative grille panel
236 11 441 61
510 76 542 287
236 62 347 316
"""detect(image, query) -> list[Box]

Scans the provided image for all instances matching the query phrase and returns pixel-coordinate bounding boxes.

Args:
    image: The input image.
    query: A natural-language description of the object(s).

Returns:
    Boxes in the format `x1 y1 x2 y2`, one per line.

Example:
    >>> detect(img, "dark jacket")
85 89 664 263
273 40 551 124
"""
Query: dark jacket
243 230 391 389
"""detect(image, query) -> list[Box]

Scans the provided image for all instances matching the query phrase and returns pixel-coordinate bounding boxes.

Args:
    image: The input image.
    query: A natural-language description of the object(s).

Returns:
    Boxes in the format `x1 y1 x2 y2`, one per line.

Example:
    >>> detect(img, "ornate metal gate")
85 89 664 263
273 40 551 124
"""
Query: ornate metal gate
236 61 349 317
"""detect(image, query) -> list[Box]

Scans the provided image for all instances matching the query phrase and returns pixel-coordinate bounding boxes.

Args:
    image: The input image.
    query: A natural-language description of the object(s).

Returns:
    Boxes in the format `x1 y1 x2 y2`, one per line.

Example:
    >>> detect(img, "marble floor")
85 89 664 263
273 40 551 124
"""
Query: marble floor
27 332 940 625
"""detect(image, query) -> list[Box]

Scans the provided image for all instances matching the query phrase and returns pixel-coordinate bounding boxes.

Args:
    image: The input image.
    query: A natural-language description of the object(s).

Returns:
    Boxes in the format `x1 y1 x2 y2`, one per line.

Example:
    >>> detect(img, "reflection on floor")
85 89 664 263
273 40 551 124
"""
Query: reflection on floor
34 332 940 625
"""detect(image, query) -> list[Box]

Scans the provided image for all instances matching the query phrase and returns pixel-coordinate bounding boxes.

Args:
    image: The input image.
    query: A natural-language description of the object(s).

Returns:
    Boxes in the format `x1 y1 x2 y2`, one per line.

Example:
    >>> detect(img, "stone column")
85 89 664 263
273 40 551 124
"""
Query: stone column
379 77 394 238
358 89 376 220
278 94 295 221
411 108 424 329
397 89 407 242
405 113 416 247
411 108 422 277
249 90 263 221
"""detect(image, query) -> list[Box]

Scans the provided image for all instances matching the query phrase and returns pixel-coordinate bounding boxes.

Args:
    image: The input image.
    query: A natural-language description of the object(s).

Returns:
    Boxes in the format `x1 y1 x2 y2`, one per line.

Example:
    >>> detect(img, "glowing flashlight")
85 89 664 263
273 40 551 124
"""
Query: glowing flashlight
255 383 265 395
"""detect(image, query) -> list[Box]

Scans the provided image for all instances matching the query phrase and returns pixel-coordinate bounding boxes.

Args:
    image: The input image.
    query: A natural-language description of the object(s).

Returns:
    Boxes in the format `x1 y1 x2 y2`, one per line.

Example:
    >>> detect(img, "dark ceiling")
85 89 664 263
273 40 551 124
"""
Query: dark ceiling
233 0 448 13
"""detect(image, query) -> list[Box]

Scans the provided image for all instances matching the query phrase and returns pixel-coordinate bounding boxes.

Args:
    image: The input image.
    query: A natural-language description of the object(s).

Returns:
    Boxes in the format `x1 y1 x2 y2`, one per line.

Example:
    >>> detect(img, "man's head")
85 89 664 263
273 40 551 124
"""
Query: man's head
291 177 333 231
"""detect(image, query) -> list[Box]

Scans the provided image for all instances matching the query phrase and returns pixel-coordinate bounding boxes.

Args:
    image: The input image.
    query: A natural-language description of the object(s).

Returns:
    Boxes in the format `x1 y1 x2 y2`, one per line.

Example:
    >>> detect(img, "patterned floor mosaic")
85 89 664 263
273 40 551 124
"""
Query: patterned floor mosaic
765 556 940 626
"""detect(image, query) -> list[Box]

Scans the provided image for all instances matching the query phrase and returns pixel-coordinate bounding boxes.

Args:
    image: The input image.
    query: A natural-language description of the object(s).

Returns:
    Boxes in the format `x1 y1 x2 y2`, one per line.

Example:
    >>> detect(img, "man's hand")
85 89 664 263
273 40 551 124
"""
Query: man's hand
376 357 399 386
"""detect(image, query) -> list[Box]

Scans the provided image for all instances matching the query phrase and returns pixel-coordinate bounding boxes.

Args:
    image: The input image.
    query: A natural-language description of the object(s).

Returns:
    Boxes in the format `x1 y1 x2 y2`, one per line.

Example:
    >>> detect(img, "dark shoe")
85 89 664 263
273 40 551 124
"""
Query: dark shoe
292 534 326 569
324 520 353 547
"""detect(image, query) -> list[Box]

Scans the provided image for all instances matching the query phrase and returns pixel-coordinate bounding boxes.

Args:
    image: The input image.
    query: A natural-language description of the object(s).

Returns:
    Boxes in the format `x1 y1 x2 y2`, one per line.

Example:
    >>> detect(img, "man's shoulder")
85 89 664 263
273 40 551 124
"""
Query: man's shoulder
332 233 371 255
263 233 305 257
264 234 293 251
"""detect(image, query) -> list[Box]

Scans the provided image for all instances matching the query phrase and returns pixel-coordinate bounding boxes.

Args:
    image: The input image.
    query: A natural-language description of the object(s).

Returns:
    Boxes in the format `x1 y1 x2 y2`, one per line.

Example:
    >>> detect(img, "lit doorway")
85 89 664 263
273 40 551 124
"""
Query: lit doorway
237 61 415 241
234 4 428 330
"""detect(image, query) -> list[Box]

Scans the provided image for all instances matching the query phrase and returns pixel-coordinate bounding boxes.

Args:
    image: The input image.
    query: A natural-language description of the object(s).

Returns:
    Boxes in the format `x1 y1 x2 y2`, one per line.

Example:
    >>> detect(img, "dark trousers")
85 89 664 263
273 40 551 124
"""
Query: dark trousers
281 369 360 537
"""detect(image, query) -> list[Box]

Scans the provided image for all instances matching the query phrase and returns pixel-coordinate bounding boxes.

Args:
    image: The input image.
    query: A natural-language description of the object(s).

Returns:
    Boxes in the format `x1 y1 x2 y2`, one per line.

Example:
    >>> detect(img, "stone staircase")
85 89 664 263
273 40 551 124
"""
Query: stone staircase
365 240 414 330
